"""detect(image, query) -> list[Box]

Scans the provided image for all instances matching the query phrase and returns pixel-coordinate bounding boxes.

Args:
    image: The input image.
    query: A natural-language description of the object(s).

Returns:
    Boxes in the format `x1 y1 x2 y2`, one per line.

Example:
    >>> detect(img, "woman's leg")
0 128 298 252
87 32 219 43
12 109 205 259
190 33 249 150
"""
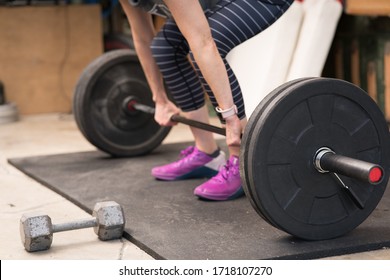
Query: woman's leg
151 19 219 154
190 0 293 157
150 19 225 181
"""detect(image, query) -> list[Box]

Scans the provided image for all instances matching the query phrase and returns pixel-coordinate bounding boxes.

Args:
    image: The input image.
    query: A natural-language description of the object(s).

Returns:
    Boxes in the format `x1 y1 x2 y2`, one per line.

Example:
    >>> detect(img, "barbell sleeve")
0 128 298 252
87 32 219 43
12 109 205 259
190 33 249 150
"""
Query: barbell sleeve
52 218 98 233
314 147 384 185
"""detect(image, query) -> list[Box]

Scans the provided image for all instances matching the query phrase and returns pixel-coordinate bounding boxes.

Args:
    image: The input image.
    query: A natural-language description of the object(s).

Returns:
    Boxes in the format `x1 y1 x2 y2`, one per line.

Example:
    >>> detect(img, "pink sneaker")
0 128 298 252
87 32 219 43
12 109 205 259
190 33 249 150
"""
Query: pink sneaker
194 156 244 201
151 146 226 181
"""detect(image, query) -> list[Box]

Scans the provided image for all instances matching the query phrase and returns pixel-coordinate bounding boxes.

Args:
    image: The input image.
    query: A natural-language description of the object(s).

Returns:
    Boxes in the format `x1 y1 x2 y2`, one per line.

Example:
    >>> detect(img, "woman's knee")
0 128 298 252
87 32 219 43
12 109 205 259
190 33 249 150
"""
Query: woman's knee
150 35 172 63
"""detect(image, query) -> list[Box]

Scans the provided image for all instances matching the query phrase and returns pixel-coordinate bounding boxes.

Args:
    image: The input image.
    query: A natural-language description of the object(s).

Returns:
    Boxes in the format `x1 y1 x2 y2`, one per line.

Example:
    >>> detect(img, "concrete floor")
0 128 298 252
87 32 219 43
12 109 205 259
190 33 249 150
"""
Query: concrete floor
1 113 390 260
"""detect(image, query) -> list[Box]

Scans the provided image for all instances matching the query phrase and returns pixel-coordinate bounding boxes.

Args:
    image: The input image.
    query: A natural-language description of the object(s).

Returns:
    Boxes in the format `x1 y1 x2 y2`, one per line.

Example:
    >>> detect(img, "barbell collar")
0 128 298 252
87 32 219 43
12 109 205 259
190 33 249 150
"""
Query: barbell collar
52 218 98 233
314 147 384 185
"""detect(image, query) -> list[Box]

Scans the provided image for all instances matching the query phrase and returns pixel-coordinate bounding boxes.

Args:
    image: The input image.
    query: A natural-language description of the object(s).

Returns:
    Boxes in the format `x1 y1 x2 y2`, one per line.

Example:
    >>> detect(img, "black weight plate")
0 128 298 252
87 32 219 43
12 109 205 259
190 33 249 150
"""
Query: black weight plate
73 49 171 157
243 78 390 240
245 79 324 231
240 77 315 226
104 33 134 52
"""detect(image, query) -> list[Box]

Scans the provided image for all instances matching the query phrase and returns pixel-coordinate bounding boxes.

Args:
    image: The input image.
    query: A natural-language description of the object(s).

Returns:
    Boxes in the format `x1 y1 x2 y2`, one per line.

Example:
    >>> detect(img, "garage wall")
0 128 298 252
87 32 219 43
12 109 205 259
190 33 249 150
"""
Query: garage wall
0 5 103 115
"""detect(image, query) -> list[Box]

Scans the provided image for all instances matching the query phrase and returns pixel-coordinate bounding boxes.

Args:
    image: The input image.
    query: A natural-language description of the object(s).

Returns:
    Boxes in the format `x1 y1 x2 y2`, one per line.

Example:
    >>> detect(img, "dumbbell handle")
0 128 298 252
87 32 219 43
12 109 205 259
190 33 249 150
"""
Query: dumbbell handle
52 217 97 233
314 147 384 185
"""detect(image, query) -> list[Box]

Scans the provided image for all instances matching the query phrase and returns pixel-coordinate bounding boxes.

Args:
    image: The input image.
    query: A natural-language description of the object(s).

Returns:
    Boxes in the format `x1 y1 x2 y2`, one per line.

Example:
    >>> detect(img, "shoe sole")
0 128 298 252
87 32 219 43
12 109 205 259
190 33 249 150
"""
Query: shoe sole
153 166 219 181
194 187 245 201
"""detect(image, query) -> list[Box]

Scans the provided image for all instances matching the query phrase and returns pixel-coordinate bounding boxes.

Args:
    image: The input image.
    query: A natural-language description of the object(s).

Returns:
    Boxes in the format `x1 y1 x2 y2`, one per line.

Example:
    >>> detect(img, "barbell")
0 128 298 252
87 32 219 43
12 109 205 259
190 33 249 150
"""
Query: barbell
73 49 390 240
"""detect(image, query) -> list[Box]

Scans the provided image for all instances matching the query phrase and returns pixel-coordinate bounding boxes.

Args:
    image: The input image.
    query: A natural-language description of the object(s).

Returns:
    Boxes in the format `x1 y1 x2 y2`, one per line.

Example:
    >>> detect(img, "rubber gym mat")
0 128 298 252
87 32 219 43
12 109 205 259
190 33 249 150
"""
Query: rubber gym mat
8 141 390 260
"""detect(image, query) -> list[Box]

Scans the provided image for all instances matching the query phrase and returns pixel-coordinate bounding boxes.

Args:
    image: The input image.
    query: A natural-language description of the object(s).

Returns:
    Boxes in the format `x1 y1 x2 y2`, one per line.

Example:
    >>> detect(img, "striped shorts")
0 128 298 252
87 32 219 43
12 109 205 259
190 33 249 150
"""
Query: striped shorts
151 0 293 121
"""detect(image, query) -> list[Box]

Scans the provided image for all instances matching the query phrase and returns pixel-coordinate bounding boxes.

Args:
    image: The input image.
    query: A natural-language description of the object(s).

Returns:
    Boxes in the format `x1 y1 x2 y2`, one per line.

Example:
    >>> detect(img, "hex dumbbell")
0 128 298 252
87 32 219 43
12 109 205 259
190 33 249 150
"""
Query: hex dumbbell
20 201 125 252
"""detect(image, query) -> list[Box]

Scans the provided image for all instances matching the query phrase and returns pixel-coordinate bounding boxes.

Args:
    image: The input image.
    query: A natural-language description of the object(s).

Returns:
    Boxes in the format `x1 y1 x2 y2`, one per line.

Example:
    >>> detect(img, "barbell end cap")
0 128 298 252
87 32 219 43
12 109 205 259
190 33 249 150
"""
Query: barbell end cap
368 166 384 185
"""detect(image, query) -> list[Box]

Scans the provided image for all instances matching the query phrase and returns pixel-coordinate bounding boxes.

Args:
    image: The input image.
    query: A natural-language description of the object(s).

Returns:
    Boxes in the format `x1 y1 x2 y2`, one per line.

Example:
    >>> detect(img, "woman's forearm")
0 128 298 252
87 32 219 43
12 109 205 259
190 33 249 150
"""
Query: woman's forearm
190 36 235 111
120 0 169 104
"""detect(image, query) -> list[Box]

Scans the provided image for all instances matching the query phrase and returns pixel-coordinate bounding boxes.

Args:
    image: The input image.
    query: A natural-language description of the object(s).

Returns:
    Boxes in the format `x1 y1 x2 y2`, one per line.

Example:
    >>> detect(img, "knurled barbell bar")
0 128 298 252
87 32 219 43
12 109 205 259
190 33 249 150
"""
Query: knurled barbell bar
73 49 390 240
20 201 125 252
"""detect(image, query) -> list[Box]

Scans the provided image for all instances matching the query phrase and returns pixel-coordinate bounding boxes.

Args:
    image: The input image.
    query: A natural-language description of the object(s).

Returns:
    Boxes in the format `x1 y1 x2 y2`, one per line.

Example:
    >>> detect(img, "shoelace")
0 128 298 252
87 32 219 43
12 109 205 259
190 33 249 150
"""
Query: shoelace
219 158 239 181
179 146 195 159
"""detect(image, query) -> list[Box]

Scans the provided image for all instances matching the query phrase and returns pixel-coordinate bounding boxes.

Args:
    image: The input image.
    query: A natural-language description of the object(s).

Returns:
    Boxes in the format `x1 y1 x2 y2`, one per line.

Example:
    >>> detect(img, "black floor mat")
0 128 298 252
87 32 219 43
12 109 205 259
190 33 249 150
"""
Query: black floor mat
8 142 390 260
